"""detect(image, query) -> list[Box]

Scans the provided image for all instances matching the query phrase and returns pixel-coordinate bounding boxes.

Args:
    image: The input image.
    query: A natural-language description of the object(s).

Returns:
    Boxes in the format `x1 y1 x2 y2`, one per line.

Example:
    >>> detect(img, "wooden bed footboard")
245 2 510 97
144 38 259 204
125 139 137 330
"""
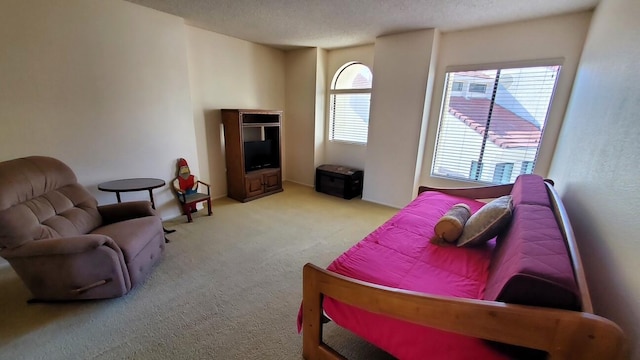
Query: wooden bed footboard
302 180 627 360
302 263 627 360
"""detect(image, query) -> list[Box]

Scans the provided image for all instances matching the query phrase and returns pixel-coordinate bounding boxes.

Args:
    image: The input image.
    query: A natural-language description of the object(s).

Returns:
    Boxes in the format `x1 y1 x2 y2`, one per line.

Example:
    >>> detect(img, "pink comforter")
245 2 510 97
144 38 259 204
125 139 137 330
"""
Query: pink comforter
302 191 510 360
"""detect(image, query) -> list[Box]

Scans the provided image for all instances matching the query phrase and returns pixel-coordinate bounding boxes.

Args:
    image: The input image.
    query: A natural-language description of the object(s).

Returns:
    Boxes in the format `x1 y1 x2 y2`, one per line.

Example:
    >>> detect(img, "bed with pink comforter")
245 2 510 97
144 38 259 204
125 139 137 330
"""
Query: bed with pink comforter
300 191 508 359
325 191 509 359
299 175 626 360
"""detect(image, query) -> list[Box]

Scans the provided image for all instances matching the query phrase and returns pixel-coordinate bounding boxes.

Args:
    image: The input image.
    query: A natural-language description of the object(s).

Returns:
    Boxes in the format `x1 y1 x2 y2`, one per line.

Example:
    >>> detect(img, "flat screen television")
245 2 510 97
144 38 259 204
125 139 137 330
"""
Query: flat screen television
244 140 274 172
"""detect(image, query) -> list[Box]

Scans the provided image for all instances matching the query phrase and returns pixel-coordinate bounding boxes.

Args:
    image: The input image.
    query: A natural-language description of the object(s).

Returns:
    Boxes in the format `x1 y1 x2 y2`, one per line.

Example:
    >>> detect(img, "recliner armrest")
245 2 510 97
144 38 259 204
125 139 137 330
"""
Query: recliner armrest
1 234 132 300
98 201 157 225
0 234 114 258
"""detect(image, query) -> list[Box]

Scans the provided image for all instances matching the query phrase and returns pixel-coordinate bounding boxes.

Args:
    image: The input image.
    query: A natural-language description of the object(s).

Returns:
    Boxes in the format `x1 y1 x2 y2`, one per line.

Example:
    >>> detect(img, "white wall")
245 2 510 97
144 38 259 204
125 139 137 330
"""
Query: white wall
421 11 592 188
284 48 319 186
548 0 640 356
314 49 328 172
364 30 439 208
324 45 374 170
185 27 285 197
0 0 196 219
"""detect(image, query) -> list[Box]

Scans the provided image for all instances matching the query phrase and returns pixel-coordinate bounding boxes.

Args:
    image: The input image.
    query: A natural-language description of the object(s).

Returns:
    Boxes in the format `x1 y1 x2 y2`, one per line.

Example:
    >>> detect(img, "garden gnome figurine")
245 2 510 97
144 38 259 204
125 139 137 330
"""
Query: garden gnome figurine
173 158 198 212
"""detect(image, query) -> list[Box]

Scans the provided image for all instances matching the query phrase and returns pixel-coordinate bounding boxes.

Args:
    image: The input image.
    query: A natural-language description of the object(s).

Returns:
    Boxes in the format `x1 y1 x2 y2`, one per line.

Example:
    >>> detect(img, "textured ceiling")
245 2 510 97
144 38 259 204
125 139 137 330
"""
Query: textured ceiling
125 0 598 50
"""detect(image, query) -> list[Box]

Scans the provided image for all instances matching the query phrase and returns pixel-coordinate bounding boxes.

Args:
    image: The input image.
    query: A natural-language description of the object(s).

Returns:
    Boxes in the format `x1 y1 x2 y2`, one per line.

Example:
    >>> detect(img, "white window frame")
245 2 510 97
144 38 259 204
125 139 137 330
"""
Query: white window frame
328 62 372 145
430 59 564 185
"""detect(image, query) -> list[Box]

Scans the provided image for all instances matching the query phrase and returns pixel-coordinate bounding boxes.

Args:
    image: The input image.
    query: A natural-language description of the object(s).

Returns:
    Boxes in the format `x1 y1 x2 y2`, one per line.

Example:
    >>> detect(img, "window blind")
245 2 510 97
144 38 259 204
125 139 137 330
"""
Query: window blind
432 65 561 184
329 63 372 144
329 93 370 144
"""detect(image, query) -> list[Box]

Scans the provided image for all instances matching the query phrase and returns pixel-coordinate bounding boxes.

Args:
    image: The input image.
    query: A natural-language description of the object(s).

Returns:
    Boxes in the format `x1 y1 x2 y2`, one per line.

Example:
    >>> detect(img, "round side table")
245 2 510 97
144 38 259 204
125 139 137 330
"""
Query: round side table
98 177 176 237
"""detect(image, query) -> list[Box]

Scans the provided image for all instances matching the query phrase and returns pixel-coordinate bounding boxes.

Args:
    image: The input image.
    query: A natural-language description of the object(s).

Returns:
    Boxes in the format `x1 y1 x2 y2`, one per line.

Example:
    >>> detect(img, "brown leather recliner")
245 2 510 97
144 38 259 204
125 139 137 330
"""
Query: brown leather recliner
0 156 165 301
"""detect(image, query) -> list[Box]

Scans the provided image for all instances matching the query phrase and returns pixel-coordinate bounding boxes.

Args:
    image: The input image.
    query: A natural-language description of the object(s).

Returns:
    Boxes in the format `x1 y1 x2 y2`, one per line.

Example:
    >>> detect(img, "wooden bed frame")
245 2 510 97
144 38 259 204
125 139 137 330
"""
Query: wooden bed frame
302 182 627 360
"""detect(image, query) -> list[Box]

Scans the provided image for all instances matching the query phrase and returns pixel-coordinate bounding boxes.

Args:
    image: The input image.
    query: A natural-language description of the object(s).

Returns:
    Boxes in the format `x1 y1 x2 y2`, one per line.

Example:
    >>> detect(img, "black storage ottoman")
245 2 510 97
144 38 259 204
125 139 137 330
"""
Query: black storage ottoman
315 164 363 199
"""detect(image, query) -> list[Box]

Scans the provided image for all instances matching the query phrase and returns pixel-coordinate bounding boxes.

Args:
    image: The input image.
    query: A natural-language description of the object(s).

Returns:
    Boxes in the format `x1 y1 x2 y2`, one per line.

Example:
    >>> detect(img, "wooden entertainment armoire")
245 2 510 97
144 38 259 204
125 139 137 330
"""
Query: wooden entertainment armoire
221 109 283 202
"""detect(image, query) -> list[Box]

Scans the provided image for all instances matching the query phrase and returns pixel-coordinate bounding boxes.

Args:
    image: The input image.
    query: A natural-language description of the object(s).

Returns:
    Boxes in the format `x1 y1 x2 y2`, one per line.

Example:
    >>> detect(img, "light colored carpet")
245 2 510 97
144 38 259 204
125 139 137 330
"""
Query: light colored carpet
0 182 399 360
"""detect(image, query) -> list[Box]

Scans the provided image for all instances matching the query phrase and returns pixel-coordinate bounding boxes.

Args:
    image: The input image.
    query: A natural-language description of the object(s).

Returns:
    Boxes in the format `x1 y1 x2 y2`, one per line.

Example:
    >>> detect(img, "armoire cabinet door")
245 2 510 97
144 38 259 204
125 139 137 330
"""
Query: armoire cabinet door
264 170 281 192
245 174 264 198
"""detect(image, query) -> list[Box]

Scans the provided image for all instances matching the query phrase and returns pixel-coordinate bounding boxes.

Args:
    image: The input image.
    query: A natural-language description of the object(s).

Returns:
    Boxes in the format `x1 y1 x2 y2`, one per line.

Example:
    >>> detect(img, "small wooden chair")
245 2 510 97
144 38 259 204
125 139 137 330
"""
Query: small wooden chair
176 180 212 222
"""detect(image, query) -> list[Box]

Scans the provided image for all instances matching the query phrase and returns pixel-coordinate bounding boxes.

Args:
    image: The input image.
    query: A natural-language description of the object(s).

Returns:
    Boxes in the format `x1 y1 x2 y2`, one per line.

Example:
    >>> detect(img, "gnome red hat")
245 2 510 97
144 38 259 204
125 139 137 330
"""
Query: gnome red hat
178 158 191 179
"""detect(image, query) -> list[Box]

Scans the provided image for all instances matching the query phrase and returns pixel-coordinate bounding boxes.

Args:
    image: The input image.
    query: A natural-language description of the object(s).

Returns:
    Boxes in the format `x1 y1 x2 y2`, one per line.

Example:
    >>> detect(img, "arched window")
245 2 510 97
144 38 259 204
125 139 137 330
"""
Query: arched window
329 62 373 144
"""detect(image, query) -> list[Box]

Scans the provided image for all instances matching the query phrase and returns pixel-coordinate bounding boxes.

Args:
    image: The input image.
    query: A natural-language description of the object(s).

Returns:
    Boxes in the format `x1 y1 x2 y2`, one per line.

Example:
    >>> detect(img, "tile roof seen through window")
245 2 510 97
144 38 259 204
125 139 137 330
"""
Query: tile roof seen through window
448 96 542 149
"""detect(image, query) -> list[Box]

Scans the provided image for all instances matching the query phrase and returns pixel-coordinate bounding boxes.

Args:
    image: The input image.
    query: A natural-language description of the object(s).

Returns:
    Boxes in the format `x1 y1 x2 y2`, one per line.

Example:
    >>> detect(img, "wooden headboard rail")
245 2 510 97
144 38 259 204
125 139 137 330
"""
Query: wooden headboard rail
302 181 627 360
